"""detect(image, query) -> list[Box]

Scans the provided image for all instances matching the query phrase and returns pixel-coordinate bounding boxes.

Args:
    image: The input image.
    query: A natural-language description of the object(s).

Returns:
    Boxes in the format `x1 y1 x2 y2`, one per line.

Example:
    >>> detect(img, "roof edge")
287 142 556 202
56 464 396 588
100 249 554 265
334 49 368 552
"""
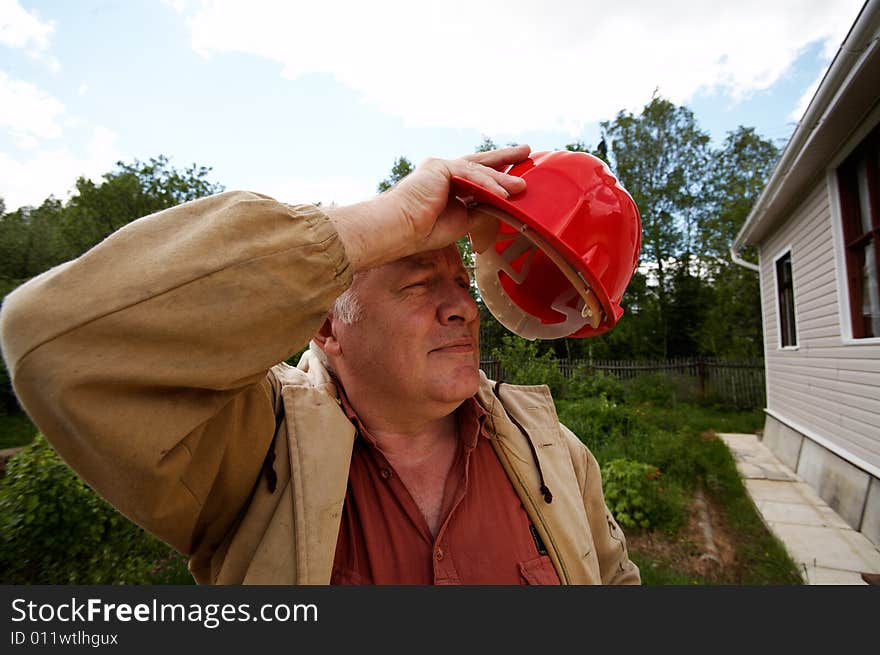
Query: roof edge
733 0 880 251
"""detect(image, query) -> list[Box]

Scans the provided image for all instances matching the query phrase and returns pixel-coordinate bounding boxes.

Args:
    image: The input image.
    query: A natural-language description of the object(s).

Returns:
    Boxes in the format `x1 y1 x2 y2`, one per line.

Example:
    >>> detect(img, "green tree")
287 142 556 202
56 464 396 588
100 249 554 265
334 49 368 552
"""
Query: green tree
667 264 714 357
0 197 66 289
701 126 779 271
693 127 778 358
377 156 414 193
699 263 763 358
475 136 497 153
564 139 609 162
601 95 711 356
564 140 591 152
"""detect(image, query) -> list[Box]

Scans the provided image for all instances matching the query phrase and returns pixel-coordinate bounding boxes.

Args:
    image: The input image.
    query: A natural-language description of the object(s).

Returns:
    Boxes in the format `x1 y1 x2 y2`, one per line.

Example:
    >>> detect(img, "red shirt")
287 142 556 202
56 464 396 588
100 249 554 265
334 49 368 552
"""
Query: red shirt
331 390 560 585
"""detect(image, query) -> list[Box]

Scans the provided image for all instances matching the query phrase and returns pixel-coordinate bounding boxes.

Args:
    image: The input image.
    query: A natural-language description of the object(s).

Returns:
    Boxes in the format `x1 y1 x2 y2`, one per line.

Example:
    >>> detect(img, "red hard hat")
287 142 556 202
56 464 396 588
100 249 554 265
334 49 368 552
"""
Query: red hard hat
451 150 641 339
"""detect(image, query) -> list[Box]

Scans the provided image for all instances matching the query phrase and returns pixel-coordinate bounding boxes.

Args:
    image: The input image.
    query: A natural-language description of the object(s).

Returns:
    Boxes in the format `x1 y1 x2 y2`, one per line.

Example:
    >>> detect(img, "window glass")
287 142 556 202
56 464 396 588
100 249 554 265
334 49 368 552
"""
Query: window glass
862 242 879 337
857 161 872 233
837 123 879 339
776 252 796 347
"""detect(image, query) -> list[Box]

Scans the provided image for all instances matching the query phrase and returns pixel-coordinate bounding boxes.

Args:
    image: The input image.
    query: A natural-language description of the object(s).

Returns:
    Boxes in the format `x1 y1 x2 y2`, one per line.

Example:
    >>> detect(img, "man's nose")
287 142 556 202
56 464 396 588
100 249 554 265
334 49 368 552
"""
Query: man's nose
438 284 479 325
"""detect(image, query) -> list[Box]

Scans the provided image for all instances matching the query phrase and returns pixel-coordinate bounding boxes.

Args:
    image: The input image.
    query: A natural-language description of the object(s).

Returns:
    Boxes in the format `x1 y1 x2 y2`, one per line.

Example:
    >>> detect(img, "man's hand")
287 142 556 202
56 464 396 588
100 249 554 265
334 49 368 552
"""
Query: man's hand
327 145 530 271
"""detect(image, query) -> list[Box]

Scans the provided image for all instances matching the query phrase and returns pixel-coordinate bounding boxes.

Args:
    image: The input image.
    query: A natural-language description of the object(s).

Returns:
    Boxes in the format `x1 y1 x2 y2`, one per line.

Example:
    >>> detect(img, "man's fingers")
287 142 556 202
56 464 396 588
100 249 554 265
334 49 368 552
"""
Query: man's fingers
449 151 529 198
448 163 513 198
464 144 532 171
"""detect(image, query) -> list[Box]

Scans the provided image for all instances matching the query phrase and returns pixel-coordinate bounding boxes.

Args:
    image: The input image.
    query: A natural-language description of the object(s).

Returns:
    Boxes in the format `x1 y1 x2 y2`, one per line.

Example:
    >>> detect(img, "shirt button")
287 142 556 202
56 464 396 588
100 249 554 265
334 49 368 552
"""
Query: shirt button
380 468 391 479
435 548 444 561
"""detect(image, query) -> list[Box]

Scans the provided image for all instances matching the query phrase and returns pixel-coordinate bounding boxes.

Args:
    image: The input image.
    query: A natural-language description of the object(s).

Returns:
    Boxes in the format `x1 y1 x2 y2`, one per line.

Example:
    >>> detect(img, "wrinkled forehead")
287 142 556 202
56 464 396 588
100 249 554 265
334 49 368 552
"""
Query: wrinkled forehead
398 245 468 275
363 245 468 286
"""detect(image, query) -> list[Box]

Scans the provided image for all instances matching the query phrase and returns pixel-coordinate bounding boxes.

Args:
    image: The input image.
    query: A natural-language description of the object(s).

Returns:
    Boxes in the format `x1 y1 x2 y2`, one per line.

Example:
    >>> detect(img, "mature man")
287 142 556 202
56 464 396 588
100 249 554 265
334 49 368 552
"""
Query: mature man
0 145 639 585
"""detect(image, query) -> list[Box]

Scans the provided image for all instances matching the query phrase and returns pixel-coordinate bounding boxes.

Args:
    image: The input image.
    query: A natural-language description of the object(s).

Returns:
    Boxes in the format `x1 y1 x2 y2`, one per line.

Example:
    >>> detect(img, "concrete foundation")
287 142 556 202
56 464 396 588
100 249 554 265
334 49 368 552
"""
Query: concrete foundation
762 413 880 547
862 478 880 547
762 418 804 472
796 439 870 530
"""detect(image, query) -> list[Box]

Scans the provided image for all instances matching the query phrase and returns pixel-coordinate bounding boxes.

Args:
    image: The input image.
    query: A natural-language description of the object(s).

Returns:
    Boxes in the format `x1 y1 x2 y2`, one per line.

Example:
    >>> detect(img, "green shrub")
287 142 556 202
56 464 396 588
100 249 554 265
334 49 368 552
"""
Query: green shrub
555 396 635 454
0 435 192 584
565 368 625 403
601 458 686 532
0 411 38 449
624 372 699 406
491 334 566 397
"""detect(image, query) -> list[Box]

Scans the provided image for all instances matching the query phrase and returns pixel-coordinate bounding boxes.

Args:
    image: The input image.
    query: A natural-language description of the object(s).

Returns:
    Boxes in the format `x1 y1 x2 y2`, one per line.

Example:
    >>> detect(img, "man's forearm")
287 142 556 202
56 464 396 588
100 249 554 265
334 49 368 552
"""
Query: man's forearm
1 191 351 386
325 196 400 272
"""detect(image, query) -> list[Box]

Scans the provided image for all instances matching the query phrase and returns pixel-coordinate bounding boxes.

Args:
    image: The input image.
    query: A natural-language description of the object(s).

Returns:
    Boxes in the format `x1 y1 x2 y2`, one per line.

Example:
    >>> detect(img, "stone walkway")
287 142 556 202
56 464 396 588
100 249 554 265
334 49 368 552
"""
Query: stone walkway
718 432 880 585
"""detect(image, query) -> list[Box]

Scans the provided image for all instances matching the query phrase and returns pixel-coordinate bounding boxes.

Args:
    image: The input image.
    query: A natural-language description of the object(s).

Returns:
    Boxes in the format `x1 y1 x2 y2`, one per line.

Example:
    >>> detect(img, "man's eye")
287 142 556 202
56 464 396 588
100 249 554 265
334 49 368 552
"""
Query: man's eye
404 280 428 290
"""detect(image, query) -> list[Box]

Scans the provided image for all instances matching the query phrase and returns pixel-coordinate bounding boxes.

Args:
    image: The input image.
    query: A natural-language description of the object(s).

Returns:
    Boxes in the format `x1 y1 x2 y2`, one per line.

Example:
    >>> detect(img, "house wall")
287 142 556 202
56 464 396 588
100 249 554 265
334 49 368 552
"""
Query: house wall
759 181 880 545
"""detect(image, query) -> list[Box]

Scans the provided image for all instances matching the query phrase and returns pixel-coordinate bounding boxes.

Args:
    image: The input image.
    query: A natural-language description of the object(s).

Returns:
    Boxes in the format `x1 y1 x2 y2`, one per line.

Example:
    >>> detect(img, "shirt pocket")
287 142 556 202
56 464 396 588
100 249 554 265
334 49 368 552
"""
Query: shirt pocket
517 555 561 585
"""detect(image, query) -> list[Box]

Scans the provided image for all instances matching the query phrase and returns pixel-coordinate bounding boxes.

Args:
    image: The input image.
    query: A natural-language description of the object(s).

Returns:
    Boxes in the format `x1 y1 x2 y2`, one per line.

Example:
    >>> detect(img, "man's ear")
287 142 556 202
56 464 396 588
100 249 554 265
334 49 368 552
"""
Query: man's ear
313 316 342 357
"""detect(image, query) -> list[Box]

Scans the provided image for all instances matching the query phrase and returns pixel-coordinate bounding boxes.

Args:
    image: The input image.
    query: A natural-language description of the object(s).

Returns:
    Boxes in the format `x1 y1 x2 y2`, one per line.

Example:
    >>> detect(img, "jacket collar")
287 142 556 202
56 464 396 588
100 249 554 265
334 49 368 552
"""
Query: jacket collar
475 371 561 441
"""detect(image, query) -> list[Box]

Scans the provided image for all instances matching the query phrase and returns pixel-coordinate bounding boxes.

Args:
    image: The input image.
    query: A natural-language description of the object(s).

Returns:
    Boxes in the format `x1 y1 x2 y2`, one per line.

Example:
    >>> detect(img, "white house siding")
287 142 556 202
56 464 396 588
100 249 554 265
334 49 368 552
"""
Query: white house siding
758 182 880 537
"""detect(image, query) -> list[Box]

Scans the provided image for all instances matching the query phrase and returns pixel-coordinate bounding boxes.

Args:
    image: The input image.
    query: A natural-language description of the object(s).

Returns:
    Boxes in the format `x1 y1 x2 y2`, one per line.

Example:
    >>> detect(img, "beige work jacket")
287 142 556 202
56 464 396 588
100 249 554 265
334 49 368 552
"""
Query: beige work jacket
0 191 639 585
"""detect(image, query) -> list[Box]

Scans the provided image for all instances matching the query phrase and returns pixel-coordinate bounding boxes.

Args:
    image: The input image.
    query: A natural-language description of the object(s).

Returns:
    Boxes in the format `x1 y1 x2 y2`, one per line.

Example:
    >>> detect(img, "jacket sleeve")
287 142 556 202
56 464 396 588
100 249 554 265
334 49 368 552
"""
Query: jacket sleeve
560 425 641 585
0 191 353 557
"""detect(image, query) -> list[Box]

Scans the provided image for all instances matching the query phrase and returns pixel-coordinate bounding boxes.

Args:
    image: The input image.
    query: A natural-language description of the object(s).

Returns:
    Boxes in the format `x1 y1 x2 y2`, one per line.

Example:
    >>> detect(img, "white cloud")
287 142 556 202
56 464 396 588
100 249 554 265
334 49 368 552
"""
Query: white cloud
0 70 123 211
789 71 824 122
0 0 59 69
160 0 188 14
0 0 53 50
174 0 865 136
0 72 66 147
261 174 378 208
0 126 125 210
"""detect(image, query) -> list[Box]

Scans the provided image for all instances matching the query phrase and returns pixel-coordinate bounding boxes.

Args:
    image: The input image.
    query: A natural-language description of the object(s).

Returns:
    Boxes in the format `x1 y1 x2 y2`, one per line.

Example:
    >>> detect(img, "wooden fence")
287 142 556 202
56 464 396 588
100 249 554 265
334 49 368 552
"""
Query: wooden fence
480 357 766 409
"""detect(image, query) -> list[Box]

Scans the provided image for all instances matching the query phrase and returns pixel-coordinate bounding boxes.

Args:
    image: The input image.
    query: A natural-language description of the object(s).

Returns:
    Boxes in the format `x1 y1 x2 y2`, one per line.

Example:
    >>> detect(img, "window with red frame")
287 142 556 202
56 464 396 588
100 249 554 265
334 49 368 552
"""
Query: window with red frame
837 122 880 338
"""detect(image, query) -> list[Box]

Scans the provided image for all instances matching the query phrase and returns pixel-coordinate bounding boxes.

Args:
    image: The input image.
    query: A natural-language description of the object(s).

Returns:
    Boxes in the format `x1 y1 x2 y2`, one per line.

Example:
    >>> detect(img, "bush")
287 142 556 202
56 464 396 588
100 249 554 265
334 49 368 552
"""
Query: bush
0 411 38 449
601 458 686 532
565 368 625 403
623 372 699 406
491 334 566 397
555 396 635 454
0 435 192 584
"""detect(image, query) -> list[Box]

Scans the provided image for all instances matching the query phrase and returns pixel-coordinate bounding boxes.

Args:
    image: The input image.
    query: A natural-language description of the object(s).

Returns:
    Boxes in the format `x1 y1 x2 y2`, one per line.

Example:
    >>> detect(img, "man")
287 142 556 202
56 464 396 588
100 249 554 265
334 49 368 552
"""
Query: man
0 145 639 585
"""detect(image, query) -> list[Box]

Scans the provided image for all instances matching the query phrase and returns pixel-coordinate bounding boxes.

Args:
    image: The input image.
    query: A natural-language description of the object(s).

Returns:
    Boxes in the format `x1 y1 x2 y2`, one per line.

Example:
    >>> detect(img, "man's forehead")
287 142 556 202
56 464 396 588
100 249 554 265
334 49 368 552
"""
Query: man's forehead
353 247 469 294
390 247 467 276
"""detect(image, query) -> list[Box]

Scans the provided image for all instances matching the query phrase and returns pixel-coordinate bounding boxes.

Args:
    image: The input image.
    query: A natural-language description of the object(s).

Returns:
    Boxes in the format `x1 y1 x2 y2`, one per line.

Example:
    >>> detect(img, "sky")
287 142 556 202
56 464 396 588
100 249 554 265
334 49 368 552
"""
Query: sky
0 0 869 212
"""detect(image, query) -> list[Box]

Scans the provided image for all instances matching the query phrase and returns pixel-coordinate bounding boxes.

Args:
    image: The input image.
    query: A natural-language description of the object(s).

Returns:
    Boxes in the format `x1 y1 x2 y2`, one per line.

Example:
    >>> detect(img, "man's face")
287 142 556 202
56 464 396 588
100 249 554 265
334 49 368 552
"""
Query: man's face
330 245 481 417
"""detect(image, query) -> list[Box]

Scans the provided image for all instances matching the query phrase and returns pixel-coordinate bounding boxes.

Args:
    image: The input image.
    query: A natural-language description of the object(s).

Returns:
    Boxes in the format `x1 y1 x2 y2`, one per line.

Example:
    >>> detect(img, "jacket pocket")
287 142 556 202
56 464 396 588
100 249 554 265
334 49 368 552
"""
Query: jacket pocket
518 555 561 585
